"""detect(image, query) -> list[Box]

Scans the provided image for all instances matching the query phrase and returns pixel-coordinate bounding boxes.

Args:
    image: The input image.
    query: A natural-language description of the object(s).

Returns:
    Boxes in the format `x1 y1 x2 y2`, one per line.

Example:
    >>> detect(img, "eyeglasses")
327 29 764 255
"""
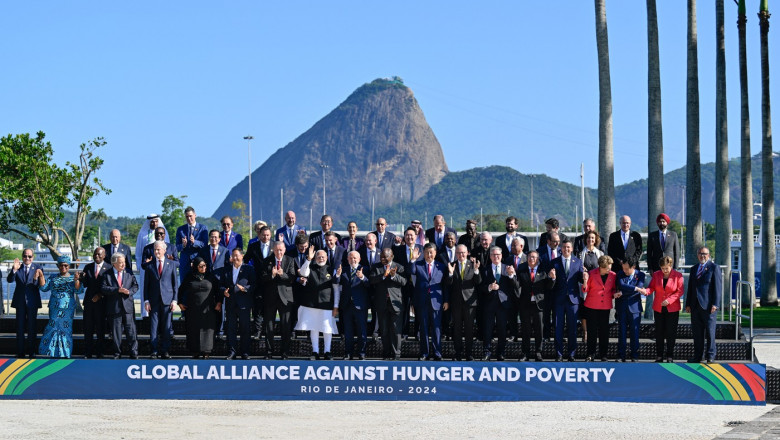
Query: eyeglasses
698 252 709 256
197 264 207 268
155 232 165 236
376 223 385 226
221 223 231 227
22 255 33 259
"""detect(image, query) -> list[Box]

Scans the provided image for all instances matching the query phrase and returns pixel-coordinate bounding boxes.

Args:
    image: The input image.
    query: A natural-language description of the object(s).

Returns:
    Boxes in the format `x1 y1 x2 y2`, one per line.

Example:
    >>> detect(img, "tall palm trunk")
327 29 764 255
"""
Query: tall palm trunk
687 0 703 264
715 0 731 297
737 0 755 305
595 0 616 239
759 0 777 306
647 0 664 233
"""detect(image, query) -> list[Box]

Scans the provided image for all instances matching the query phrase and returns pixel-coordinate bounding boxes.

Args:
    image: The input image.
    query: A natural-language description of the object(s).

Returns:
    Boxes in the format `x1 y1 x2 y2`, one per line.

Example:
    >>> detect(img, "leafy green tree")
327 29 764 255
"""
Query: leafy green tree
161 195 187 232
0 132 109 260
231 199 250 240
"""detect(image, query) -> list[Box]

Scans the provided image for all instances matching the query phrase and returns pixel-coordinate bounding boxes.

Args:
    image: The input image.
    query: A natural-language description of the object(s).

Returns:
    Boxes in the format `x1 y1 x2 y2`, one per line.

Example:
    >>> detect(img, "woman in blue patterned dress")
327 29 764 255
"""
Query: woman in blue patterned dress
38 255 82 358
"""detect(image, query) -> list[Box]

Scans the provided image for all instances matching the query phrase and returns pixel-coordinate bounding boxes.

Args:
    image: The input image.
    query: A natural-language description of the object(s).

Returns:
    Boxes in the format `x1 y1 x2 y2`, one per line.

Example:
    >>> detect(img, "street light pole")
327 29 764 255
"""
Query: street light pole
243 136 254 230
320 163 328 215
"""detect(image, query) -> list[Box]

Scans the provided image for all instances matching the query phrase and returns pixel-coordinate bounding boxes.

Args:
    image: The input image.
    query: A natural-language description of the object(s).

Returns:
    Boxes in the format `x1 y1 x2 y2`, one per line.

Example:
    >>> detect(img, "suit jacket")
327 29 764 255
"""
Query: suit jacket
409 260 449 312
103 243 133 273
538 245 562 271
143 258 179 307
457 234 480 256
175 223 209 262
425 227 457 248
550 256 585 306
101 269 138 315
436 245 458 266
480 263 520 309
392 243 423 294
615 269 646 315
323 245 346 268
246 239 273 268
582 269 617 310
685 260 722 311
646 229 680 272
339 236 365 254
276 224 305 251
646 270 684 313
503 253 527 272
141 242 178 266
219 230 244 253
261 255 296 305
607 230 643 273
444 259 482 307
338 265 371 310
373 230 396 250
221 264 255 309
82 261 110 308
573 233 607 256
358 245 382 269
537 231 569 254
369 261 407 313
516 263 554 310
495 233 530 256
7 264 43 309
308 230 342 251
471 246 492 271
200 245 230 275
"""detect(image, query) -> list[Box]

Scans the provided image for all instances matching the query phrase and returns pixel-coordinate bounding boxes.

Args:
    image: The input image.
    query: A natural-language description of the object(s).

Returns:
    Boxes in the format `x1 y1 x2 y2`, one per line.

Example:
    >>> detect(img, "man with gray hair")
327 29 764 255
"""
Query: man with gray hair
101 253 139 359
573 218 606 256
143 240 179 359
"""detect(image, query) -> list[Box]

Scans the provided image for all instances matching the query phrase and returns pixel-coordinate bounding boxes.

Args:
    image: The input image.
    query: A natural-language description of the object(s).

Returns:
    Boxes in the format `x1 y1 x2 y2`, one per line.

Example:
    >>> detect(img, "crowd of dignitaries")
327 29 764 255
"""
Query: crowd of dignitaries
3 208 721 365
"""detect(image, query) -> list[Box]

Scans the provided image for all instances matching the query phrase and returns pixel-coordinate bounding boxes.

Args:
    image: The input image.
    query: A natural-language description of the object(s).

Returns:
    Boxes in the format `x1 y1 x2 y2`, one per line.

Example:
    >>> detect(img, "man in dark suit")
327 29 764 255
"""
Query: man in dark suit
471 232 493 270
425 215 457 248
436 231 458 340
103 229 133 274
245 225 272 338
549 240 586 361
323 231 345 268
101 253 139 359
358 233 381 339
222 248 255 360
496 216 530 257
201 229 230 276
338 251 371 360
457 219 479 256
480 246 520 361
646 213 680 319
538 231 561 340
261 241 297 359
143 241 179 359
573 218 607 256
607 215 643 274
82 247 111 358
7 249 44 358
685 246 722 363
409 243 449 361
372 217 396 250
503 237 527 342
219 215 244 253
308 214 341 251
392 227 423 339
276 210 305 251
369 248 407 360
445 244 482 360
141 227 178 263
516 251 555 361
176 206 209 282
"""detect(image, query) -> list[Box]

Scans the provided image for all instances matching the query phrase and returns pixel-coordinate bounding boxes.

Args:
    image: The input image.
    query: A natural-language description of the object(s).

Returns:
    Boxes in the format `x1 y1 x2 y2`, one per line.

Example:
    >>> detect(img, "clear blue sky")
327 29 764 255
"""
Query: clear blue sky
2 1 778 219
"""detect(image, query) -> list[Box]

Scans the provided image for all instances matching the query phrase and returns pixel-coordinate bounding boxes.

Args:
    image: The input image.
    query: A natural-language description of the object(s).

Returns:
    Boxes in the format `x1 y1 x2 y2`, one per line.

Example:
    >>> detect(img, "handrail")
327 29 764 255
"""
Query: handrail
735 280 755 362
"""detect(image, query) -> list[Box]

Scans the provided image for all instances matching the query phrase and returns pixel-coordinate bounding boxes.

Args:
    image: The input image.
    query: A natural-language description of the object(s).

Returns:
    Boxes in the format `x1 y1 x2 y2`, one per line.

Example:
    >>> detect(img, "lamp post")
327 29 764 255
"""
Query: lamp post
243 136 254 230
320 163 328 215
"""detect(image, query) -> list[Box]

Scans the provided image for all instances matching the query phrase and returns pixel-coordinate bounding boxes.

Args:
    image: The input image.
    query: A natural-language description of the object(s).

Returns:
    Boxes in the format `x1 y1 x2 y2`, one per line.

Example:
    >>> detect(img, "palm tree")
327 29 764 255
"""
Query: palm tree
759 0 777 306
715 0 731 283
647 0 664 233
686 0 703 264
595 0 616 238
737 0 755 305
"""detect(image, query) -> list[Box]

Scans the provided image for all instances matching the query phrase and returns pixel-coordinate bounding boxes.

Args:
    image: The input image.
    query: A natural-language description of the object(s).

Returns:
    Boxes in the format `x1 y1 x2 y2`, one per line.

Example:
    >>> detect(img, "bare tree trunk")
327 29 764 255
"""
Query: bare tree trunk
595 0 616 240
647 0 664 233
715 0 732 302
737 0 755 305
687 0 703 264
759 2 777 306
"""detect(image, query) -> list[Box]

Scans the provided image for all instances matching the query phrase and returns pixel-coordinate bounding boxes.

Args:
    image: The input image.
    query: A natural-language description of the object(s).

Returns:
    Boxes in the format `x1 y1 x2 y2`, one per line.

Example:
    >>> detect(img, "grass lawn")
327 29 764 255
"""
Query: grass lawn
724 306 780 328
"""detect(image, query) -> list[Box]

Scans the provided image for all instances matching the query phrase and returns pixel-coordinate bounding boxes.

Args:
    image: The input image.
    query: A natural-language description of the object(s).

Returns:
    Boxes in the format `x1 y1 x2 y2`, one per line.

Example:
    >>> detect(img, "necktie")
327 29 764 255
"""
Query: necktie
277 260 281 270
448 248 453 262
113 245 117 256
95 264 99 278
212 249 217 263
287 228 292 242
349 239 355 252
623 232 628 250
427 263 432 278
531 268 535 282
697 263 704 278
158 260 163 276
551 248 557 260
514 255 519 269
660 232 666 250
351 267 356 280
225 232 230 246
378 233 383 248
460 262 465 279
409 248 413 261
299 254 305 267
328 248 333 265
437 233 442 247
369 250 375 265
262 244 267 258
564 258 569 276
24 265 28 278
494 265 500 283
117 272 123 287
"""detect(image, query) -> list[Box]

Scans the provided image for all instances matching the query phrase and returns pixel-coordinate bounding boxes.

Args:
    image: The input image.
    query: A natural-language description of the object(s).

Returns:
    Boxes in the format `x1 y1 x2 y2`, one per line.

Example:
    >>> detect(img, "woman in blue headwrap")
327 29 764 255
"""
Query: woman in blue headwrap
39 255 83 358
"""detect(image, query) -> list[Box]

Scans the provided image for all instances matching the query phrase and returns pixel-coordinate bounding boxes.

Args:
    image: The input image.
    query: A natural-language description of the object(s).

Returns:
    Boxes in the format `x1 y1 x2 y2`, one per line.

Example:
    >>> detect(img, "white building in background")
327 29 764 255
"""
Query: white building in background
0 237 23 251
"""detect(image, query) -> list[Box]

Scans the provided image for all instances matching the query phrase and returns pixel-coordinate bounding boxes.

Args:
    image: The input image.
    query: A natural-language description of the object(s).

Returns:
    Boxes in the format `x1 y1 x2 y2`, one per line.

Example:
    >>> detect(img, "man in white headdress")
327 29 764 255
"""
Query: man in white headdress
136 214 169 318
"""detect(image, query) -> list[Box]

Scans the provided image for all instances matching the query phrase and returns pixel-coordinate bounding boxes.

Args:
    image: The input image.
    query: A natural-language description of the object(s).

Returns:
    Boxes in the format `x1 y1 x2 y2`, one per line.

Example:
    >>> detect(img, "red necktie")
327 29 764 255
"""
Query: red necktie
427 263 432 278
212 249 217 263
530 269 535 282
117 272 123 287
514 255 519 268
158 260 163 276
95 265 99 278
225 232 230 246
277 260 281 270
552 249 557 259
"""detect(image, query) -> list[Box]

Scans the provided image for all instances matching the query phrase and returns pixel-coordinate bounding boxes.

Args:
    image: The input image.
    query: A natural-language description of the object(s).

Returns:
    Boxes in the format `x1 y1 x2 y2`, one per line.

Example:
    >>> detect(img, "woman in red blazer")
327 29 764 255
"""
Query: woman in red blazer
643 256 684 363
581 255 616 361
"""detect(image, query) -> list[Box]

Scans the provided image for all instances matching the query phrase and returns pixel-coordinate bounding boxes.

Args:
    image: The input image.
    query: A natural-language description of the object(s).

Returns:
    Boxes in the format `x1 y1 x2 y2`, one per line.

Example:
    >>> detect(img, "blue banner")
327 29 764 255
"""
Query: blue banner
0 358 765 405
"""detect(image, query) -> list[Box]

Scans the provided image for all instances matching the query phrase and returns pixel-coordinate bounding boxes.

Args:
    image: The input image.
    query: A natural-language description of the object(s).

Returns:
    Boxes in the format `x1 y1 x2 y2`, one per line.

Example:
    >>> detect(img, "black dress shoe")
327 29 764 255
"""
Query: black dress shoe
161 353 171 360
323 352 332 360
630 358 638 362
705 358 713 363
617 358 626 362
358 354 366 360
15 354 24 359
600 356 608 362
226 353 236 360
150 352 158 359
567 356 575 362
85 355 93 359
130 354 138 360
242 354 250 360
666 357 674 363
555 356 563 362
687 358 701 363
518 355 529 362
432 355 442 361
96 354 104 359
654 357 664 363
113 354 121 360
192 355 200 359
393 355 401 361
535 353 544 362
496 355 505 361
29 353 36 359
281 353 289 360
310 353 320 361
585 356 594 362
482 354 491 361
203 355 210 360
418 355 428 361
466 355 474 361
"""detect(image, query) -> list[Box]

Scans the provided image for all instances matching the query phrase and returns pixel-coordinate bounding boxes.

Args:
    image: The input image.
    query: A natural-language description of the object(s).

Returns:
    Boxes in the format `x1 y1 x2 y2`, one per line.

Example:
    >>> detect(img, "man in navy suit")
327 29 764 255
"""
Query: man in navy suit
143 241 179 359
393 227 423 339
369 248 407 360
219 215 243 253
201 229 230 276
686 246 722 363
549 240 586 362
101 253 139 359
7 249 44 357
338 251 371 359
615 256 645 362
446 245 482 360
372 217 396 250
323 232 345 269
480 246 520 361
409 244 449 360
261 241 297 359
245 225 272 338
495 216 530 257
176 206 209 283
276 210 305 251
425 215 457 248
103 229 133 274
222 247 255 360
82 247 111 358
607 215 643 274
308 215 341 251
538 231 561 340
517 251 555 361
537 218 569 253
573 218 607 256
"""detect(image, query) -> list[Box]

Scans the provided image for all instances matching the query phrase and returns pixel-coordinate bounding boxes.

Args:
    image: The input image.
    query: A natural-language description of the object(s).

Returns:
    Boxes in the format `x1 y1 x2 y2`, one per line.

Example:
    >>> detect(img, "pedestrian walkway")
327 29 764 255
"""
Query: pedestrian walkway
752 329 780 368
714 405 780 439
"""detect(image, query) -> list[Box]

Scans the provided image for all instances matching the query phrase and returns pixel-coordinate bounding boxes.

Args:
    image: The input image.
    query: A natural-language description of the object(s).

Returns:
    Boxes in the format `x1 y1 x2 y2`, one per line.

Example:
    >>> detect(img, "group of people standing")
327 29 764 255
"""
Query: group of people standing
3 208 723 364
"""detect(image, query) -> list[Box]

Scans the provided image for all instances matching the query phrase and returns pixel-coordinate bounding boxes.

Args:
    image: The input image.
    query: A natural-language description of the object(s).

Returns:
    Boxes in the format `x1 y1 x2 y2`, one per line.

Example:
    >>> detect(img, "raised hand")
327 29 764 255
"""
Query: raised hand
12 258 20 271
388 266 397 277
410 247 420 261
356 267 363 279
278 232 285 242
448 261 456 275
473 259 480 271
548 268 555 279
335 265 343 277
145 255 153 263
224 288 230 298
506 264 515 277
307 246 315 260
34 269 43 280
